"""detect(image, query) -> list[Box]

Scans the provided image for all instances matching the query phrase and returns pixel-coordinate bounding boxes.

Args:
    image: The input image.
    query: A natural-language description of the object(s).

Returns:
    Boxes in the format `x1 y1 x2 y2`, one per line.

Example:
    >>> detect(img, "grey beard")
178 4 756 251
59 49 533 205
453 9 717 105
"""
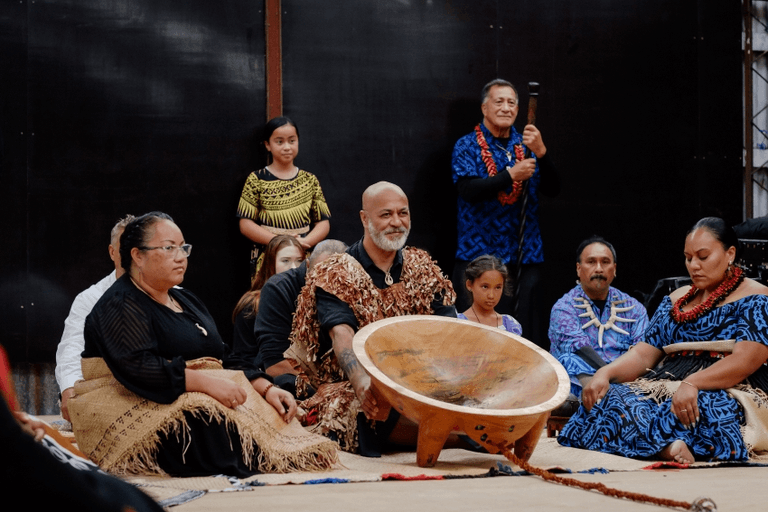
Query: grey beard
368 221 409 252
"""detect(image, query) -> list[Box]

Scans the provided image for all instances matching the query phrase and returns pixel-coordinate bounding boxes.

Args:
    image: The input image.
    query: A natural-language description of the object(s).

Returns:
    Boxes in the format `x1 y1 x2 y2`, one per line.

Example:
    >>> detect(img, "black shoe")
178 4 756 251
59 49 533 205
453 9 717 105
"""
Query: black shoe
550 398 580 417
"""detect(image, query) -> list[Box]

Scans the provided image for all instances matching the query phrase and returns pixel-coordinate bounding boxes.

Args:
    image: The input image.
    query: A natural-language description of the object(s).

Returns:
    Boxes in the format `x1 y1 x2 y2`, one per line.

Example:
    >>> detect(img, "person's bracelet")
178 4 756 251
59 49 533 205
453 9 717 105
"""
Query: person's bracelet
260 383 274 397
680 380 698 391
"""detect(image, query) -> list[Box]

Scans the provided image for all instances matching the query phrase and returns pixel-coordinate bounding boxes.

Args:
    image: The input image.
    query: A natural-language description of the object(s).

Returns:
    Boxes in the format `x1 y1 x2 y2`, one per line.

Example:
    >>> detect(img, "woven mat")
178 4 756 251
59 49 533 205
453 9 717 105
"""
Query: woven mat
45 415 768 507
123 438 660 506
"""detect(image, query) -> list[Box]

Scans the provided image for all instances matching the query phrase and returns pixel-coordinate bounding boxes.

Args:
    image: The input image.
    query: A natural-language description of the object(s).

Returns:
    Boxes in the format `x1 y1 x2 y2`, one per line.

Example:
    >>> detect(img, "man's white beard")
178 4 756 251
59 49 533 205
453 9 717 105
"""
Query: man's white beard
368 220 409 252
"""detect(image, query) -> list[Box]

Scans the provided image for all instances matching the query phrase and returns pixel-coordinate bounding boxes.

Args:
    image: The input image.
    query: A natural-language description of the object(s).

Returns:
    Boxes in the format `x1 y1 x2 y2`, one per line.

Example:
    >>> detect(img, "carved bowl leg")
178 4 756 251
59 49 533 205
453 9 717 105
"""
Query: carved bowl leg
513 413 548 462
415 415 455 467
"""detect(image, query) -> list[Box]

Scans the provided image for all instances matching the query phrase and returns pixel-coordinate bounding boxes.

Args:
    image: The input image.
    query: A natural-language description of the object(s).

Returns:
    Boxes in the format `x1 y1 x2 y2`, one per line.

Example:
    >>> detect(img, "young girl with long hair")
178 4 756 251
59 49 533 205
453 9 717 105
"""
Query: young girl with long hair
458 255 522 334
232 235 306 325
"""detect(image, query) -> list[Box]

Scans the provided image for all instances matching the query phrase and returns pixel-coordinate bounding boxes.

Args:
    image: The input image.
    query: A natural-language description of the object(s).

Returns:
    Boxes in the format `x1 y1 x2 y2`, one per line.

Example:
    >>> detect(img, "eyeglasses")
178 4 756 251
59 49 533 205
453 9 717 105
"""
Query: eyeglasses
139 244 193 257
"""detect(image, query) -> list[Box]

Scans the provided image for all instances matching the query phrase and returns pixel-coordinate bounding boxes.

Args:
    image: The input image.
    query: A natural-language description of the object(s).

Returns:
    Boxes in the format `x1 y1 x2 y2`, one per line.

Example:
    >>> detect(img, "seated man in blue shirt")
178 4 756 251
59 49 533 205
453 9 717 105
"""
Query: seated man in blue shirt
549 236 649 401
286 181 456 455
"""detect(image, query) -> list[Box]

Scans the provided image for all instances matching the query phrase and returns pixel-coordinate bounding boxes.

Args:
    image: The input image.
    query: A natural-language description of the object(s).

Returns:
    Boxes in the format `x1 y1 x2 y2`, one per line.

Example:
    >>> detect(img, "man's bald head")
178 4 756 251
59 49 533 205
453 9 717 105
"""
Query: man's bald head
361 181 408 211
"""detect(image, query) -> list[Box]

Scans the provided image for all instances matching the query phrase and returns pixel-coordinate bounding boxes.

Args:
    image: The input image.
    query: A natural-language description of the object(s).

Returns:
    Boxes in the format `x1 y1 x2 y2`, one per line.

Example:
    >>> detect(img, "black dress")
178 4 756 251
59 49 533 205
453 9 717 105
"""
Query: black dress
83 274 271 477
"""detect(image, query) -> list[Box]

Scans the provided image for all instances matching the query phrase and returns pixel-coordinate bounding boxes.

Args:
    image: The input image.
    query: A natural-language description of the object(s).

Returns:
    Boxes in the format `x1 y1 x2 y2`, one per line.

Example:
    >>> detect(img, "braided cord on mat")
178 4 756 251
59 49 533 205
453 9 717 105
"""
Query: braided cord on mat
498 447 717 511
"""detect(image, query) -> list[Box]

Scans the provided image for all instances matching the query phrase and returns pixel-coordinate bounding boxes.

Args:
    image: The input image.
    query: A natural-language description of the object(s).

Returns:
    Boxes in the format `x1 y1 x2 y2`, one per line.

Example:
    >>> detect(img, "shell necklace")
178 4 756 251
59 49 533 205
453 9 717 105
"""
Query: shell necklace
575 298 637 348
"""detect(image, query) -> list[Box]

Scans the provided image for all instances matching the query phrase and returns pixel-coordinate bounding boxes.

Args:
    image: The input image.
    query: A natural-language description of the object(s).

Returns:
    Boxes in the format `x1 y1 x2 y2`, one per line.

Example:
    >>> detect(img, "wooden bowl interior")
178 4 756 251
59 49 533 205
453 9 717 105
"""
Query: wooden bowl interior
363 318 560 411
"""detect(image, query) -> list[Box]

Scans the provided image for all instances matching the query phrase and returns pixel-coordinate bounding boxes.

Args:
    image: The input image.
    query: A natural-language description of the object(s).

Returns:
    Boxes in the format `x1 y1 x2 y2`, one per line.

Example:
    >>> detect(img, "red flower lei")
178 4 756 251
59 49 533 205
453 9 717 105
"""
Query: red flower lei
474 124 524 206
670 266 745 324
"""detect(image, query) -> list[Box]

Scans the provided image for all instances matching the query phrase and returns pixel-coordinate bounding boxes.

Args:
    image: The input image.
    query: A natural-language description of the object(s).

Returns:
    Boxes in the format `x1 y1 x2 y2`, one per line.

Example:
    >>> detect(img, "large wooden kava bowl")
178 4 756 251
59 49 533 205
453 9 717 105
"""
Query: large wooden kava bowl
353 315 570 467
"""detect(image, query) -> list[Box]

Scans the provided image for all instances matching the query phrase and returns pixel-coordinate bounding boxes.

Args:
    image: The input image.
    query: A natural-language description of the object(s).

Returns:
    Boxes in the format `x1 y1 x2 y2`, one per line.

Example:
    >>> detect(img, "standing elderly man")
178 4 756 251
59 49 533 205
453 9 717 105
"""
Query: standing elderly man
55 214 135 421
286 181 456 455
451 79 559 347
548 236 649 400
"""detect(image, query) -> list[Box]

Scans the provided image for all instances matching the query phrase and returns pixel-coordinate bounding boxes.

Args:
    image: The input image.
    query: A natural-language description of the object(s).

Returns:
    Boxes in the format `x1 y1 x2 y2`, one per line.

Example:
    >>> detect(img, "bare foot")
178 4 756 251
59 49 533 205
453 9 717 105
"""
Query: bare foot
660 440 694 464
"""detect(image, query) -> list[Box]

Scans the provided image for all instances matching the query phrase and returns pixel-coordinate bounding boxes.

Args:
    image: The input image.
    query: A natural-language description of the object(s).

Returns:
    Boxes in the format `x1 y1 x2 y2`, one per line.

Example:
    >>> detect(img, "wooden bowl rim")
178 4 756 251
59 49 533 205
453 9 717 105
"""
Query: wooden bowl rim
353 315 570 416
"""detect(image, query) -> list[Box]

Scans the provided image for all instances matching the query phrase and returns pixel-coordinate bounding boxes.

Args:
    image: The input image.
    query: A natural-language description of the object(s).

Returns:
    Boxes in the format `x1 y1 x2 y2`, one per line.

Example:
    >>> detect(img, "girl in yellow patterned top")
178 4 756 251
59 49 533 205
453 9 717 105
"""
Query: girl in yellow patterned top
237 117 331 280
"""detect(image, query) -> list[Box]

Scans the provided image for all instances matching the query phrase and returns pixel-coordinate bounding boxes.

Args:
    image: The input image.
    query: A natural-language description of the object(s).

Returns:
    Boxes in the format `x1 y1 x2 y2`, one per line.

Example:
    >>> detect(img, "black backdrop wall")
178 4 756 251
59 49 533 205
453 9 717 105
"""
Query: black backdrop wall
0 0 743 362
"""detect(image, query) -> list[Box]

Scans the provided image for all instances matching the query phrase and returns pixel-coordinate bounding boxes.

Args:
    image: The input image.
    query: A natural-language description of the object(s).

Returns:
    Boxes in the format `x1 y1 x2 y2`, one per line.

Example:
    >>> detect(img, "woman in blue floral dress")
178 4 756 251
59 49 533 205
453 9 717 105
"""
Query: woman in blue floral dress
558 217 768 463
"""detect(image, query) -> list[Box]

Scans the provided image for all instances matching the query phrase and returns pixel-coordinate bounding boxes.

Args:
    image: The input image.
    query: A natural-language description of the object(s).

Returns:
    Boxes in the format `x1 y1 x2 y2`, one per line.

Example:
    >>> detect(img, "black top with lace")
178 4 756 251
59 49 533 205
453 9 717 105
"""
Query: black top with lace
83 274 267 404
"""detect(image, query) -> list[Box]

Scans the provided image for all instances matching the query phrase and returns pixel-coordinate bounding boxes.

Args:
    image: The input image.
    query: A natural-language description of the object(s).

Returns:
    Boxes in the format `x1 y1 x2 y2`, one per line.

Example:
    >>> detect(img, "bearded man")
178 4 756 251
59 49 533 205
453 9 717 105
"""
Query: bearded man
548 236 649 399
286 181 456 455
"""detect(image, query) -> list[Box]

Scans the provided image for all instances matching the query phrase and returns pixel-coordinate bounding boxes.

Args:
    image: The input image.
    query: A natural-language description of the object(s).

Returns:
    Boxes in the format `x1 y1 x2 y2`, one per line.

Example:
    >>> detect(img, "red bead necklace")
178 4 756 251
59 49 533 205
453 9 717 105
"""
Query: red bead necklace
670 266 745 324
474 124 524 206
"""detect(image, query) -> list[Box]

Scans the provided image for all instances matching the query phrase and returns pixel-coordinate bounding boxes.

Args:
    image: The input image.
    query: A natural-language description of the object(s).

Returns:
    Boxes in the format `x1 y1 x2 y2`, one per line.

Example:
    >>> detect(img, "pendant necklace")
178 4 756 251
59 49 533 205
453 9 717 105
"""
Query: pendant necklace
384 263 394 286
494 142 513 162
471 303 499 328
130 277 181 312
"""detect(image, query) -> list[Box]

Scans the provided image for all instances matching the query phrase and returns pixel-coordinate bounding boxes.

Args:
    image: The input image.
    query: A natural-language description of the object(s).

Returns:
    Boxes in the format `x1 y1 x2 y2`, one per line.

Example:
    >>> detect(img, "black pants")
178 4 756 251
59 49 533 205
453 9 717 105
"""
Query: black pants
156 411 257 478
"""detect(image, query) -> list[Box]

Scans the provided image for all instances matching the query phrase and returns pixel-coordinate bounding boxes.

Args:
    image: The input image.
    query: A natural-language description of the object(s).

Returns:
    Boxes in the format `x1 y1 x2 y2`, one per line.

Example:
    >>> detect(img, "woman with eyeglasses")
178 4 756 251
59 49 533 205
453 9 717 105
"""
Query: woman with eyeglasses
68 212 336 477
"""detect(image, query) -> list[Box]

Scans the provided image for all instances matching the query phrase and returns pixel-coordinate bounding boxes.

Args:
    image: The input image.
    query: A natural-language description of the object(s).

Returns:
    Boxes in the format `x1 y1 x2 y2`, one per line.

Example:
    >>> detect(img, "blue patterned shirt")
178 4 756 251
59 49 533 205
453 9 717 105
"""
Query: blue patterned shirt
451 123 542 264
549 285 649 361
549 285 649 396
